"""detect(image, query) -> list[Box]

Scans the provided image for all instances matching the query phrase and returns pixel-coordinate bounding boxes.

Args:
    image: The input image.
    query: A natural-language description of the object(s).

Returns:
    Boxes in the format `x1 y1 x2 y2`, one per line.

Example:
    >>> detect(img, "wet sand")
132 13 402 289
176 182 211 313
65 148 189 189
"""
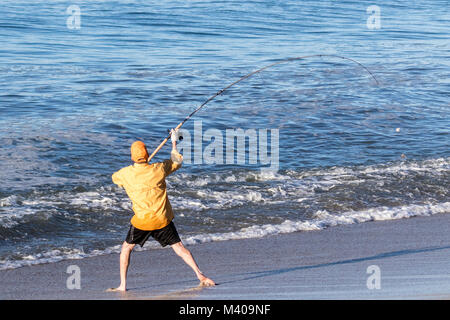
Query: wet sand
1 213 450 300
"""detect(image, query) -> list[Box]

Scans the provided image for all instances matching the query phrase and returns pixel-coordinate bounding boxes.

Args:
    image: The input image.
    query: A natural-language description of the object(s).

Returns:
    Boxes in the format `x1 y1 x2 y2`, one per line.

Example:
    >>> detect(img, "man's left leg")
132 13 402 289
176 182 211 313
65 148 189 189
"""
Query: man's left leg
171 241 215 286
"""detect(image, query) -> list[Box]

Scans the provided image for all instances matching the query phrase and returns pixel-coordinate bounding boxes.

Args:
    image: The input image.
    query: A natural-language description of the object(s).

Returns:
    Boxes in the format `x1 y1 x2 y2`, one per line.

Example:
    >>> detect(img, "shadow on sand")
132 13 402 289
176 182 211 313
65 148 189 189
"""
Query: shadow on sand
218 245 450 285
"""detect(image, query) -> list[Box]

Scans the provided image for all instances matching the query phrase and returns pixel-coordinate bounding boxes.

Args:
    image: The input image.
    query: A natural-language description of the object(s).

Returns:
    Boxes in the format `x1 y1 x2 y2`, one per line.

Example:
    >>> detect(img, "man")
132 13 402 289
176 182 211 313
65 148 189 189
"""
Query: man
109 129 215 292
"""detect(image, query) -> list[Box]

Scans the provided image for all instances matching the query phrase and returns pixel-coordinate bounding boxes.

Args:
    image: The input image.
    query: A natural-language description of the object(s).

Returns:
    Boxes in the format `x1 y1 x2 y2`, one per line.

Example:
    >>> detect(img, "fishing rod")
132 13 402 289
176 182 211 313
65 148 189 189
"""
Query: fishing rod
147 54 379 162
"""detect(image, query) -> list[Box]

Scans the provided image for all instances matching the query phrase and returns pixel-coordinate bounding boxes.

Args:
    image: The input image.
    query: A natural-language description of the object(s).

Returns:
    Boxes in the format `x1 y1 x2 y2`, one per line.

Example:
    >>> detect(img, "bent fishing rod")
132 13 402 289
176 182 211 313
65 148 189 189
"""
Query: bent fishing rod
147 54 379 162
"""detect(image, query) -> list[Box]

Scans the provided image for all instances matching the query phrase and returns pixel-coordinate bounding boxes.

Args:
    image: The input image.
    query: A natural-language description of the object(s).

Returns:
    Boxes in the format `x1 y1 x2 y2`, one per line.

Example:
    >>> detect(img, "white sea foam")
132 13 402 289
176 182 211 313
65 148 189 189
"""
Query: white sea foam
171 169 294 188
0 246 121 271
0 207 41 228
4 201 448 271
0 195 19 207
290 157 449 181
182 201 450 245
1 157 448 225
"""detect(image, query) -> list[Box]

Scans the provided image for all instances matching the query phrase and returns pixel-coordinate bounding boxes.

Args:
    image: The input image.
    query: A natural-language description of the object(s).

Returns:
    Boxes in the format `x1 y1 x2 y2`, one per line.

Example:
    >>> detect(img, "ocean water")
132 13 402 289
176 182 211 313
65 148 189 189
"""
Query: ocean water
0 0 449 269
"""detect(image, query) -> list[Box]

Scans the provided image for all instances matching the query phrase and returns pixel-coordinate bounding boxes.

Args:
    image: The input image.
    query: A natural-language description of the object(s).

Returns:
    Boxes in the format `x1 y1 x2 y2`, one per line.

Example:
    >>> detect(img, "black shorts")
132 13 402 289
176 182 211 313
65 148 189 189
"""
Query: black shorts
125 221 181 247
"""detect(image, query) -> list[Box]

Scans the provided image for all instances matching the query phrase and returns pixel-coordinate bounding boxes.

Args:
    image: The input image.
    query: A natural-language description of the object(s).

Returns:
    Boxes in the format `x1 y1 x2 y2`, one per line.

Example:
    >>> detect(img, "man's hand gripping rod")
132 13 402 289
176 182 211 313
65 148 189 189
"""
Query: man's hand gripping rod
147 123 183 163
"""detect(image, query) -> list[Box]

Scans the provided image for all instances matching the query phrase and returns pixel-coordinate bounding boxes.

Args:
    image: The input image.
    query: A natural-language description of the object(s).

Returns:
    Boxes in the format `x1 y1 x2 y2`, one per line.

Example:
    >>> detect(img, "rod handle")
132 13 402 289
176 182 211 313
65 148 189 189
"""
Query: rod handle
147 122 184 163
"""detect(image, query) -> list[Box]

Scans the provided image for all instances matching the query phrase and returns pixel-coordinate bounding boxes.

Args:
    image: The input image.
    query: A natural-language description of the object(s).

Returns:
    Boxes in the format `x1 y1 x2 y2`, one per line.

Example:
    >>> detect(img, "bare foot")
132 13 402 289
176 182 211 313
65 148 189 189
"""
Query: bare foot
198 274 216 287
106 286 127 292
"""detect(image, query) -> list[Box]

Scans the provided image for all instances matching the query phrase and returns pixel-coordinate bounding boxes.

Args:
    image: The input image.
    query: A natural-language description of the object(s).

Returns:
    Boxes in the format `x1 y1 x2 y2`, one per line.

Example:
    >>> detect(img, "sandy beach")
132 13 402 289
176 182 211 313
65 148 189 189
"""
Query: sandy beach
1 213 450 300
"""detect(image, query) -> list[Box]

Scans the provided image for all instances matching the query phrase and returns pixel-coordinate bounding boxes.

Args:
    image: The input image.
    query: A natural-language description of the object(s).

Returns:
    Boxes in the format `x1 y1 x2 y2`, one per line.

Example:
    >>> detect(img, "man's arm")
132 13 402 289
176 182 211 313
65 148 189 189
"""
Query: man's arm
112 169 124 188
171 129 183 162
163 129 183 176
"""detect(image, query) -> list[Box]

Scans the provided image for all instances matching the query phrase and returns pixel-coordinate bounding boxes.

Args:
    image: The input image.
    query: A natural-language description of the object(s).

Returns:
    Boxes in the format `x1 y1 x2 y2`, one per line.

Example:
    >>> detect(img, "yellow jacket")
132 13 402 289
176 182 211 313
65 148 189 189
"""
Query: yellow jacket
112 150 183 231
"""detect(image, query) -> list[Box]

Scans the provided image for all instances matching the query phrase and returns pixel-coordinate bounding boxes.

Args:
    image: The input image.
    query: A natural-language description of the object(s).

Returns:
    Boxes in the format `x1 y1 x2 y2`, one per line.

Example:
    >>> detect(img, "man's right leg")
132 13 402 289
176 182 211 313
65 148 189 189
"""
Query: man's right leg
110 241 135 292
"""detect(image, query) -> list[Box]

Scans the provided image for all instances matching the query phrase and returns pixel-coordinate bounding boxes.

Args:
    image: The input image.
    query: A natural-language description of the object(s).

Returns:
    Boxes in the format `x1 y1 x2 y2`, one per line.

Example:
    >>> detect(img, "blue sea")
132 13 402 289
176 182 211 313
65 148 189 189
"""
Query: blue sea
0 0 449 269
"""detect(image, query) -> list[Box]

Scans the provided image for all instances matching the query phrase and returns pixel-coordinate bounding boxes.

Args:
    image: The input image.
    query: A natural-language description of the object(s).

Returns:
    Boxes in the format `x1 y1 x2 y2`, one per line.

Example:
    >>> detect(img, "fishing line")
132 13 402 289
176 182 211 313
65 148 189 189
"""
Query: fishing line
147 54 379 162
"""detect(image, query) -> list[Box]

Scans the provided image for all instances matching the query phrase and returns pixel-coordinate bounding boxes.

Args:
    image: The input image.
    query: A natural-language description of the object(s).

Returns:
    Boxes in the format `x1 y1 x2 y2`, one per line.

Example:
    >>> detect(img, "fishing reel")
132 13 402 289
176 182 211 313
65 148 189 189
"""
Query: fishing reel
168 129 183 141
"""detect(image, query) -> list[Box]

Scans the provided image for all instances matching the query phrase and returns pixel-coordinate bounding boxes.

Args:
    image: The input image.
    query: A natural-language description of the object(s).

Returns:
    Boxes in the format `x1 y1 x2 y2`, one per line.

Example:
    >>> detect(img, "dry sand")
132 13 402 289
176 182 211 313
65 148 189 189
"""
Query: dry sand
1 213 450 300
